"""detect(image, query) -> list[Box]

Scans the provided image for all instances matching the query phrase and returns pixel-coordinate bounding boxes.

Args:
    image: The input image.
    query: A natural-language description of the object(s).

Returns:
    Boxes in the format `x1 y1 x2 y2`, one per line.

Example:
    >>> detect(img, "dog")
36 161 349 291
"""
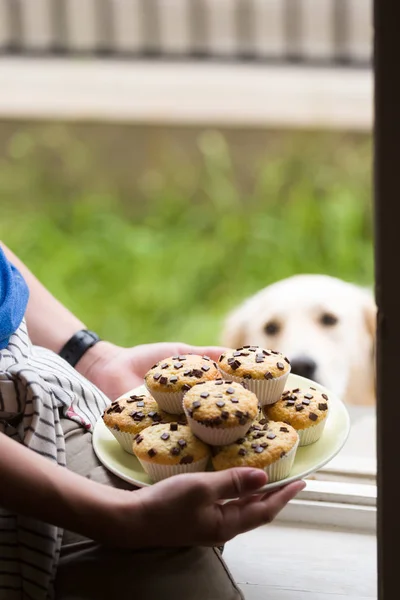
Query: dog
221 274 376 406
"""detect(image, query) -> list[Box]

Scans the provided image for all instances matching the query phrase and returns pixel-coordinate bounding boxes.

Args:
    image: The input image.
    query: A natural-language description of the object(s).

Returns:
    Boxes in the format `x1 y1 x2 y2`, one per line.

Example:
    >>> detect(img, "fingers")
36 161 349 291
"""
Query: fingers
178 344 229 362
204 468 268 501
219 480 306 540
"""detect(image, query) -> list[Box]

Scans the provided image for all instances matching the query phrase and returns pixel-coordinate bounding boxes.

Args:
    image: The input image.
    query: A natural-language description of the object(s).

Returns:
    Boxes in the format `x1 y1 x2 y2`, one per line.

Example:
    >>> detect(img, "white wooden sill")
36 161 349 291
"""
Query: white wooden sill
276 480 376 533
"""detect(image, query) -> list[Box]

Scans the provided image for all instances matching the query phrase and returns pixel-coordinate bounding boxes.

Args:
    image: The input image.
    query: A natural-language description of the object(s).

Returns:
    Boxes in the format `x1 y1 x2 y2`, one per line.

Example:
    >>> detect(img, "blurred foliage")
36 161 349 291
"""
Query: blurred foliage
0 123 373 346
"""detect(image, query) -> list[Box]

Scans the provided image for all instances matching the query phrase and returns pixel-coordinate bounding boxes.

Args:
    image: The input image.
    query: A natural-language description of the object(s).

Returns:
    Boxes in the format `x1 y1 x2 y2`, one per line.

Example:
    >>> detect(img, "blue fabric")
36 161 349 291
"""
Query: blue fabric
0 247 29 349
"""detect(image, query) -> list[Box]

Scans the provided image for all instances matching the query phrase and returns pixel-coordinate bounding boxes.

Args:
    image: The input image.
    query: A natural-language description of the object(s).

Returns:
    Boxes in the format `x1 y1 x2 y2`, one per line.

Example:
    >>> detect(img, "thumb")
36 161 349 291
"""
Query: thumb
207 468 268 501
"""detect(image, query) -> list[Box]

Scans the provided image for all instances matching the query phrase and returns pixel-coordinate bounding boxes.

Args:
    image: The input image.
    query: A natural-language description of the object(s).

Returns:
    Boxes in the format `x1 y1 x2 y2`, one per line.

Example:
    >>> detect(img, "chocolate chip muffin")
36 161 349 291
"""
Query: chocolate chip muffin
182 380 259 446
103 393 185 454
218 346 291 406
144 354 221 414
212 420 299 483
132 422 211 482
264 386 329 446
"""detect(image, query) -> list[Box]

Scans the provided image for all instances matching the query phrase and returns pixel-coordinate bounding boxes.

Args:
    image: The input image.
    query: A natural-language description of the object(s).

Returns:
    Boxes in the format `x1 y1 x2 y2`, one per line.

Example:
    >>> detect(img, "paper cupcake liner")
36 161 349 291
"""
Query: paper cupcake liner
218 368 290 406
264 437 299 483
144 386 184 415
138 455 210 482
184 412 253 446
297 417 327 446
106 427 136 454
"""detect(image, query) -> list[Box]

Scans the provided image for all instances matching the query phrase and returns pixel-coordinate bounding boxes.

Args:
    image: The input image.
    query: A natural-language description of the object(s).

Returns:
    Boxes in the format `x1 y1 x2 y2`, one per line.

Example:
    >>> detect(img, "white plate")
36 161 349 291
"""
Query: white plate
93 374 350 492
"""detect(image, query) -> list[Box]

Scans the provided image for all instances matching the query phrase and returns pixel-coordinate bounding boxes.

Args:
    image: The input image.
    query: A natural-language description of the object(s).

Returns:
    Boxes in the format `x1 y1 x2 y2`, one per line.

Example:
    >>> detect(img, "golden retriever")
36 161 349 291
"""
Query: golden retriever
221 275 376 406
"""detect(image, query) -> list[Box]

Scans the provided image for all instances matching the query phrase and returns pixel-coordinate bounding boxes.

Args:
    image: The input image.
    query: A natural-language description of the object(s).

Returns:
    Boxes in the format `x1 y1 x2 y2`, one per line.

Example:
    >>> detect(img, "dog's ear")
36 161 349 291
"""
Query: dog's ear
363 292 377 342
220 302 249 349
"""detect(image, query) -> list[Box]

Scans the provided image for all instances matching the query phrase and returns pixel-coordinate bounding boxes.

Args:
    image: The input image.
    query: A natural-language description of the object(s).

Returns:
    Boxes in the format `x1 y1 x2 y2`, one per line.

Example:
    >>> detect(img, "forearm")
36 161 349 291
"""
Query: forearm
1 242 85 352
0 432 129 544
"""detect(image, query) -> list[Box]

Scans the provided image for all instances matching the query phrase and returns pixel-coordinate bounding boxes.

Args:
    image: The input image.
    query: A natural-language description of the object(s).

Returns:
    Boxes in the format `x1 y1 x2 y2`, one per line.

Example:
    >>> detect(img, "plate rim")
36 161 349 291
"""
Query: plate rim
93 374 351 492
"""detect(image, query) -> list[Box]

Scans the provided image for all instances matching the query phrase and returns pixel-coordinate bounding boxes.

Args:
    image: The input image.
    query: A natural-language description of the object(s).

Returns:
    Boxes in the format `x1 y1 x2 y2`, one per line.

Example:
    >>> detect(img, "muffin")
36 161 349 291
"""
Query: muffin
218 346 291 406
263 386 329 446
103 393 185 454
182 380 259 446
132 422 211 482
212 421 299 483
144 354 221 414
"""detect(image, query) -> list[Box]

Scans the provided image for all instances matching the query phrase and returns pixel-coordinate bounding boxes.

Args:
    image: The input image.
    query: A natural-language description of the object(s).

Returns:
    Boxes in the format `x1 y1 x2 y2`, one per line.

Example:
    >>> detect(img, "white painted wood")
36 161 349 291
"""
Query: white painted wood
299 479 376 506
0 0 10 49
204 0 237 56
346 0 372 62
277 499 376 532
157 0 191 54
111 0 144 53
300 0 335 59
224 523 376 599
64 0 97 51
19 0 53 50
252 0 286 57
0 59 373 131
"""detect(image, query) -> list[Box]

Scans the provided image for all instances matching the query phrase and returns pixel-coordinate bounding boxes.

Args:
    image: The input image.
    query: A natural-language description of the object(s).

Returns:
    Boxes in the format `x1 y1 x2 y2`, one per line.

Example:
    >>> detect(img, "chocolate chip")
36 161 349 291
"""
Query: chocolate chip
170 447 180 456
153 373 161 381
292 388 300 393
263 349 271 356
181 384 191 391
254 446 264 453
136 401 145 407
215 380 223 386
174 362 183 369
277 362 285 370
255 355 264 363
159 376 168 385
264 371 273 380
221 411 229 420
219 355 224 362
309 413 318 421
310 386 316 390
286 400 295 407
172 355 179 360
285 357 291 364
200 392 210 398
192 401 201 409
183 369 192 376
233 351 242 357
280 427 289 433
226 387 235 394
271 350 279 355
267 432 277 440
202 365 210 372
135 435 143 444
180 455 194 465
238 448 247 456
151 412 162 422
260 442 269 448
161 362 169 369
178 439 187 447
318 402 328 411
170 423 178 431
192 369 203 378
302 399 310 406
161 432 170 441
304 393 313 400
322 393 329 400
280 451 286 458
259 418 268 425
178 355 187 361
231 360 241 370
203 356 211 361
235 438 245 444
243 345 251 348
227 357 235 365
169 376 178 384
295 404 304 412
148 448 157 458
253 431 264 439
243 374 252 379
230 398 239 403
216 400 225 408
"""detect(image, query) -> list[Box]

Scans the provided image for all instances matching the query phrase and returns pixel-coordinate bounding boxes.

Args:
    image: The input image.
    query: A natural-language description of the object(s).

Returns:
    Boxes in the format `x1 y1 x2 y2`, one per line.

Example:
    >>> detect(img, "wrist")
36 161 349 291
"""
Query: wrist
75 340 122 382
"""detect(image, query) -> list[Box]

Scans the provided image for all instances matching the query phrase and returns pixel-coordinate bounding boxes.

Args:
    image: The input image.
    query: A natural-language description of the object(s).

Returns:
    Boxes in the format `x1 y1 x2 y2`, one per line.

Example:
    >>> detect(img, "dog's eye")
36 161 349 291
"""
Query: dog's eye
264 321 280 336
320 312 338 327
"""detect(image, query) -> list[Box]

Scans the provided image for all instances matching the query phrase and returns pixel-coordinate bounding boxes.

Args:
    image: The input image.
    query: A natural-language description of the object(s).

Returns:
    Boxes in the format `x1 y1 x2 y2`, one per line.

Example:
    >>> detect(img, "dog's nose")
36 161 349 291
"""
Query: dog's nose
290 357 317 380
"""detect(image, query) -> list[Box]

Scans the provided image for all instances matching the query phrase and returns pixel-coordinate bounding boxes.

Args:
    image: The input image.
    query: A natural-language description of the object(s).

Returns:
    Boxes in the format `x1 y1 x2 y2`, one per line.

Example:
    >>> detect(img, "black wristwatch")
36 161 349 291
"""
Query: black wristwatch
59 329 101 367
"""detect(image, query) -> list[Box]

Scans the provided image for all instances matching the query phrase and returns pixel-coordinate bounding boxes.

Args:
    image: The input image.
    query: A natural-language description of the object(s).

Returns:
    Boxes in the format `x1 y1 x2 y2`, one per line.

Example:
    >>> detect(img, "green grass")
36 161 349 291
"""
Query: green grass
0 123 373 347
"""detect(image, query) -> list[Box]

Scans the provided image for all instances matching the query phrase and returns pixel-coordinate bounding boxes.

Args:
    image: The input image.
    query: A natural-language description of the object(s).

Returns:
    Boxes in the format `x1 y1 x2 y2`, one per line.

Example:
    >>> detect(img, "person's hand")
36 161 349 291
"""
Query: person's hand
76 340 228 400
104 468 305 548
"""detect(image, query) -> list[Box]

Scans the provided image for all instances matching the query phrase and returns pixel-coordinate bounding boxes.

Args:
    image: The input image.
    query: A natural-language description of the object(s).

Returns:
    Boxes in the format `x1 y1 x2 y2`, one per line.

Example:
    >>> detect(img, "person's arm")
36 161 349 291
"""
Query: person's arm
1 242 228 400
1 242 86 353
0 431 305 548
